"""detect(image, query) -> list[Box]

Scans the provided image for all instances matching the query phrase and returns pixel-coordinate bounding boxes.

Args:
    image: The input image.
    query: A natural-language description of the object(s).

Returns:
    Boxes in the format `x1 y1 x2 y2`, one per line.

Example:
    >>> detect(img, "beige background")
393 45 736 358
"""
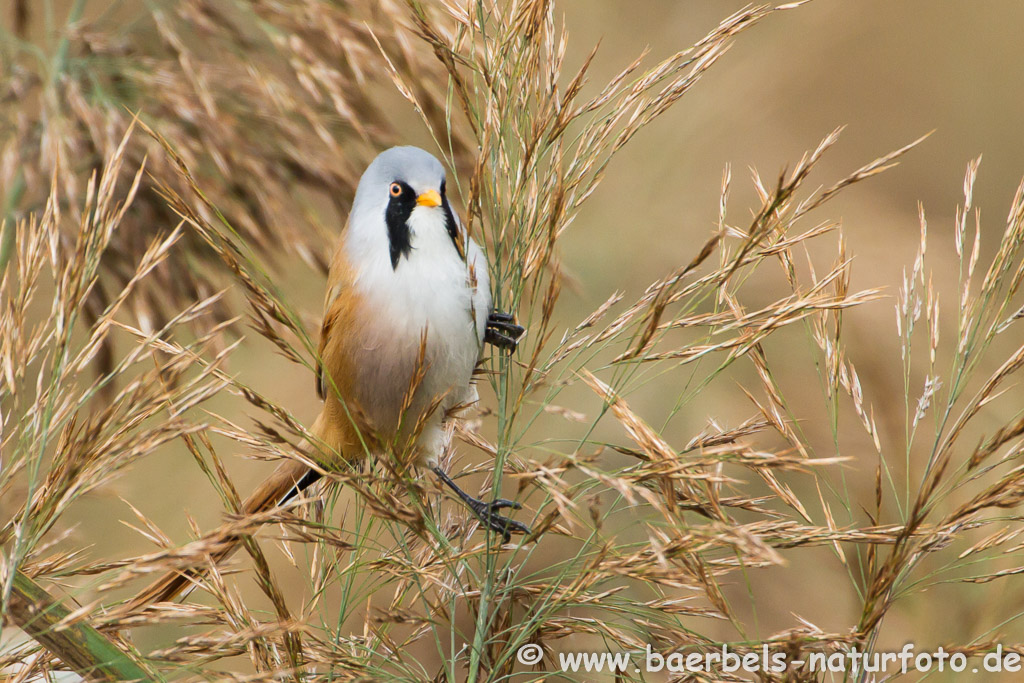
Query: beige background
7 1 1024 679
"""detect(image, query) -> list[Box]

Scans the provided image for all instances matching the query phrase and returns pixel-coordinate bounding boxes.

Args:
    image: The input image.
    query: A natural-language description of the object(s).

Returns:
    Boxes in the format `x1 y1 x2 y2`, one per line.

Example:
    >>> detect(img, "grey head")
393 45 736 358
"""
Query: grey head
346 146 459 269
357 146 446 198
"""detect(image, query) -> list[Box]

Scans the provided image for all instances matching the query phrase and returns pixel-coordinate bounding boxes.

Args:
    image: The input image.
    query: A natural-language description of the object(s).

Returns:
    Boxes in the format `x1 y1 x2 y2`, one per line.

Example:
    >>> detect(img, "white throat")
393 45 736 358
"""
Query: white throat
347 204 490 361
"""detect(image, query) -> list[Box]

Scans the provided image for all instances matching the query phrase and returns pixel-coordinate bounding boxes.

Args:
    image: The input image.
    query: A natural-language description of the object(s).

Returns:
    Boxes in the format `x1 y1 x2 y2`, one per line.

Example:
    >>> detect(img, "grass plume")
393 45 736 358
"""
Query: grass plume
4 2 1024 682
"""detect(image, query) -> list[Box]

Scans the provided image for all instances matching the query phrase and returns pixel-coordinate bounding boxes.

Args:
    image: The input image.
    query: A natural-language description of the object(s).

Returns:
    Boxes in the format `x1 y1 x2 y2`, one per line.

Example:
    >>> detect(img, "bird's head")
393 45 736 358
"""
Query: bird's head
347 146 459 270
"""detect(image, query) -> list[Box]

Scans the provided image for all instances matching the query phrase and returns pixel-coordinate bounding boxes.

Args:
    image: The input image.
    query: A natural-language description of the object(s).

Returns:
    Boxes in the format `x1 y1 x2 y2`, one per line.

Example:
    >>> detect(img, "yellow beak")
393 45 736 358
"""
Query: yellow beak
416 189 442 208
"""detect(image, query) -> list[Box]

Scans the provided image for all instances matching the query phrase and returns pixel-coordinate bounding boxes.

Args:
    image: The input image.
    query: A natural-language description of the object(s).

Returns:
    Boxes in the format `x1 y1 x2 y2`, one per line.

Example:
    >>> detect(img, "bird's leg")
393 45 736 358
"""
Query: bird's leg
485 311 526 351
431 466 531 542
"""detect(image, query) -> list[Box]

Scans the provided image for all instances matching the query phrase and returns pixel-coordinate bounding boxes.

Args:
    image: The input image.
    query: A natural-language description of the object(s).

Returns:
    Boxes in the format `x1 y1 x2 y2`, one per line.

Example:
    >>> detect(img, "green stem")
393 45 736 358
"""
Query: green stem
50 0 86 86
5 570 158 682
0 170 24 274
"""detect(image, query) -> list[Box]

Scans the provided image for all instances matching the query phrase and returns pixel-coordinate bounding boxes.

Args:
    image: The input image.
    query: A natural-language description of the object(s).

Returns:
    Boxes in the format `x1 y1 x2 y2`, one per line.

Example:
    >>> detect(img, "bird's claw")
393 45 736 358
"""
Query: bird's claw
486 311 526 351
468 498 531 543
431 465 531 542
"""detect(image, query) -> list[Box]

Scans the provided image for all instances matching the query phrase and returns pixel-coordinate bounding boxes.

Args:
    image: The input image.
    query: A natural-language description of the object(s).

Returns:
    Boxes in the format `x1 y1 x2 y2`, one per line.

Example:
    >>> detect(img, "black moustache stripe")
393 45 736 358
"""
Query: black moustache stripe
385 180 464 269
441 196 463 258
385 181 415 269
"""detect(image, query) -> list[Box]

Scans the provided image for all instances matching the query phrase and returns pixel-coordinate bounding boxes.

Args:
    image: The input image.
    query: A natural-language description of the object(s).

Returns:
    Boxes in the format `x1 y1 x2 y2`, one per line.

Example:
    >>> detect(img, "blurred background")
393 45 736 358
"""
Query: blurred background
4 0 1024 679
558 2 1024 666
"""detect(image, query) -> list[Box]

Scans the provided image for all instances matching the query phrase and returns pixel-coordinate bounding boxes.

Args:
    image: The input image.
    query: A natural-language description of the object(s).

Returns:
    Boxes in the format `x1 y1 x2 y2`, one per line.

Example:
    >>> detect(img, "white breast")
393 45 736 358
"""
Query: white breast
345 205 490 454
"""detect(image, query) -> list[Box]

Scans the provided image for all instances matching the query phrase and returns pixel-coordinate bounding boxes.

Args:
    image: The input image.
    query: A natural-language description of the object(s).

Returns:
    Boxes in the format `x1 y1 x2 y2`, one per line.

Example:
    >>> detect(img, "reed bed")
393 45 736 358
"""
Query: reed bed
3 1 1024 681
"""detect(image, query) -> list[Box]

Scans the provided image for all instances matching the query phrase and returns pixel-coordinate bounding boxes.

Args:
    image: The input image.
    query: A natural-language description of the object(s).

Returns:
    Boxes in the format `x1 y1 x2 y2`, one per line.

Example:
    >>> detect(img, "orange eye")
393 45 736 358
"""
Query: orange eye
389 182 402 197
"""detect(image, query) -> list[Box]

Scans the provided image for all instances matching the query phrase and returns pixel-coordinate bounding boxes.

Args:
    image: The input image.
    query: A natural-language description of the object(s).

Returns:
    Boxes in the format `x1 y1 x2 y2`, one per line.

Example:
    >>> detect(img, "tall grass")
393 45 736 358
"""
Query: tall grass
5 1 1024 682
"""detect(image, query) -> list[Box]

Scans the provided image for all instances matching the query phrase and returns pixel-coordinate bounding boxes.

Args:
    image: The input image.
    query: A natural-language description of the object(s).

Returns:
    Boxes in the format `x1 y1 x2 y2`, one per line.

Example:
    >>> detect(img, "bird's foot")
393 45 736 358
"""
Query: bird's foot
485 311 526 351
465 497 531 543
432 466 531 542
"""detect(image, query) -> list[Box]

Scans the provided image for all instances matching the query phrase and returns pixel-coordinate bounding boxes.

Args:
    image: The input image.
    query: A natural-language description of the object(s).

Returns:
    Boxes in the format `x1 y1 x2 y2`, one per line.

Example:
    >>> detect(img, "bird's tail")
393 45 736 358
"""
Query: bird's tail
117 457 314 617
278 467 324 507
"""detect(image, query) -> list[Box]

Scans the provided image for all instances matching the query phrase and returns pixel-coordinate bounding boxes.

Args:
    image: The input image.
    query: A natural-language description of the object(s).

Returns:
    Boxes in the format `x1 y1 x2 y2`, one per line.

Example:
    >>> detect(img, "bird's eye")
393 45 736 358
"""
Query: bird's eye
389 182 403 197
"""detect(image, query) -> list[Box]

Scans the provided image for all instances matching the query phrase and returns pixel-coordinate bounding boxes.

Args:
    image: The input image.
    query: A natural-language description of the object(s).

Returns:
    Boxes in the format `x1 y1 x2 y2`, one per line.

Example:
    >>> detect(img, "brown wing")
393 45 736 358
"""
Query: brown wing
316 281 343 400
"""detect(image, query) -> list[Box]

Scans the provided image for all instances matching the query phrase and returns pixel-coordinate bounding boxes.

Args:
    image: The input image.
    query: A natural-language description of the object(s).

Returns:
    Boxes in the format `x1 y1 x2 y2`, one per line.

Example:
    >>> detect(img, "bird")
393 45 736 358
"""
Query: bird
123 146 528 613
